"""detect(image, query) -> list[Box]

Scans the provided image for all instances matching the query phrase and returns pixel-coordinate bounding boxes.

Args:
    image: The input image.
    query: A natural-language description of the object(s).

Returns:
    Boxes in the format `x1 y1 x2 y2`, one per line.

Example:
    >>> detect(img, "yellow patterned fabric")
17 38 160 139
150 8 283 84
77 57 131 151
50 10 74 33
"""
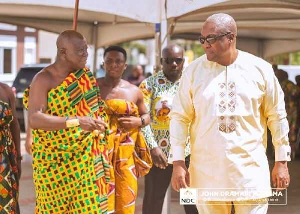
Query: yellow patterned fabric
105 99 152 214
23 68 110 214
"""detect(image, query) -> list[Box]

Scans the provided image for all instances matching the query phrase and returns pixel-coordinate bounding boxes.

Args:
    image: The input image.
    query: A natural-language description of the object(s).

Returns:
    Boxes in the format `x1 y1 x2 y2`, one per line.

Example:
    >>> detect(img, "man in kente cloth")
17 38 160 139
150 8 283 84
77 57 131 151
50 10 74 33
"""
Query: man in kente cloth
24 30 110 213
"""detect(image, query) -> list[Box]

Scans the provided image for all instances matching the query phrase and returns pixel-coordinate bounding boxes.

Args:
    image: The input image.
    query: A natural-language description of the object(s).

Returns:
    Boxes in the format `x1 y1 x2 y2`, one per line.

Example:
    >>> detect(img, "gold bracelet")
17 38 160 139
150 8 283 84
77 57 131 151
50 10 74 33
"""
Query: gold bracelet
66 116 80 128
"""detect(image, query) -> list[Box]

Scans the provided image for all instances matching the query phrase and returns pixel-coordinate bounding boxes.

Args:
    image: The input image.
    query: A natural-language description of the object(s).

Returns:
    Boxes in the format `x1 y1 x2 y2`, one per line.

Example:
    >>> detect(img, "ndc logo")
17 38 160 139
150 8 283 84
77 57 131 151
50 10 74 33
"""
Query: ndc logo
180 188 197 205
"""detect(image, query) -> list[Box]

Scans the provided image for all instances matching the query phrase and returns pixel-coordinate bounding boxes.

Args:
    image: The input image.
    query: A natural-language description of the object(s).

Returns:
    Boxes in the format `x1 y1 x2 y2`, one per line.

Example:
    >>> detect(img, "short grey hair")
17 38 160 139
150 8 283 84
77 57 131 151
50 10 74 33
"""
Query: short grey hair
205 13 237 35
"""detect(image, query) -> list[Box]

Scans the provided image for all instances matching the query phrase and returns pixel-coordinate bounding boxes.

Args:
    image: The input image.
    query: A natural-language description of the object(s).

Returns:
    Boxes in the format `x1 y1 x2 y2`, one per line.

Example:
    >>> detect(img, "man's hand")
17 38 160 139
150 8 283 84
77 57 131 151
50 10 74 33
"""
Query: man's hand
78 116 107 132
272 161 290 190
25 138 32 155
118 116 141 130
171 160 190 192
151 147 168 169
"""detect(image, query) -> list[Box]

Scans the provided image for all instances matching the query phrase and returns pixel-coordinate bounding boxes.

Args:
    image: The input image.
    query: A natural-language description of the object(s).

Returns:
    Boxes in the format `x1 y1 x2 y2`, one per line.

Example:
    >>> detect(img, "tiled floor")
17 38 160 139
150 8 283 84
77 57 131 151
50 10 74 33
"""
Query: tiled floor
19 133 300 214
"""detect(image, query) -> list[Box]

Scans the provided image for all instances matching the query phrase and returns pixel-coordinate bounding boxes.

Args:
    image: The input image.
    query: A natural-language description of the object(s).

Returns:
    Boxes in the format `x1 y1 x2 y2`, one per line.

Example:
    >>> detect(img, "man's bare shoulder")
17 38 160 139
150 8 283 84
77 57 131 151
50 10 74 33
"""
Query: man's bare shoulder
0 83 14 99
122 79 140 91
30 65 54 90
0 82 11 91
96 77 105 85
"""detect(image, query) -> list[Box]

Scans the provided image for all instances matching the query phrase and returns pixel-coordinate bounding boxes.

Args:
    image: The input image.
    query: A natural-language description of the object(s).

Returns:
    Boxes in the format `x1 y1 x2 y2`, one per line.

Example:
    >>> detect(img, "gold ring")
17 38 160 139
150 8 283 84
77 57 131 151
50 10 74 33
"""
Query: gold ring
99 133 105 139
93 130 99 135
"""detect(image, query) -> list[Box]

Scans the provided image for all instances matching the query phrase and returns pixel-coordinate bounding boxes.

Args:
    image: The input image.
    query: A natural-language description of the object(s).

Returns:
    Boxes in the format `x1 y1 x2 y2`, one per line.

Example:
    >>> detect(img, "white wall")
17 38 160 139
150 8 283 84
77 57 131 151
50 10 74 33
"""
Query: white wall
38 30 95 71
0 35 17 85
38 30 58 63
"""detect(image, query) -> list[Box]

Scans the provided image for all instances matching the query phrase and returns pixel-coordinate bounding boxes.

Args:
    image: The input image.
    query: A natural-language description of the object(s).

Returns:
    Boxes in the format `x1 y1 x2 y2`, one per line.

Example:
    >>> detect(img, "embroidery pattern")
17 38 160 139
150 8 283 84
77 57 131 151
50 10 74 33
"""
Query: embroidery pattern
218 82 236 133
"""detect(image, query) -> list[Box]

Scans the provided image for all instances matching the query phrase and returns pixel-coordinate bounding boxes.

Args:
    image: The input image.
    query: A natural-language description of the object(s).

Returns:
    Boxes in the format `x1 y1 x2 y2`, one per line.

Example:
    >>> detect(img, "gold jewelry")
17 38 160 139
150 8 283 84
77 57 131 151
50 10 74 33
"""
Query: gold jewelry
93 130 100 135
141 116 145 127
66 117 80 128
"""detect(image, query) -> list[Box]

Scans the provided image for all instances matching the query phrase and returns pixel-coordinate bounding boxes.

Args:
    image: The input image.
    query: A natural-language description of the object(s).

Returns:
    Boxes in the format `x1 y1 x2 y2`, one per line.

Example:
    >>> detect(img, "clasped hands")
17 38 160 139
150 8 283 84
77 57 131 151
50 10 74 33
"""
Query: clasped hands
118 116 142 131
78 116 107 134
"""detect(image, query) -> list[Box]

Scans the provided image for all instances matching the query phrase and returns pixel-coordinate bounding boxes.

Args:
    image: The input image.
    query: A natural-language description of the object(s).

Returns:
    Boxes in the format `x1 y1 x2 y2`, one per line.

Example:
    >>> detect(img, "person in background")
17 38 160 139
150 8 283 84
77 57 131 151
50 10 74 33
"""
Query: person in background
296 75 300 130
127 64 145 86
145 72 152 78
140 44 198 214
97 46 152 214
0 82 21 213
275 69 298 160
296 75 300 153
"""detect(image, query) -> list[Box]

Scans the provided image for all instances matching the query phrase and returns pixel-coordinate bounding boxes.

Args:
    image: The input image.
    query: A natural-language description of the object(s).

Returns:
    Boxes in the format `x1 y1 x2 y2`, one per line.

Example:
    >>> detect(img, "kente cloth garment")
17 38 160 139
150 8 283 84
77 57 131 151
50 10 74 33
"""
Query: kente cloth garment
23 68 110 214
139 71 190 158
169 50 291 201
105 99 152 214
280 79 298 143
0 101 19 214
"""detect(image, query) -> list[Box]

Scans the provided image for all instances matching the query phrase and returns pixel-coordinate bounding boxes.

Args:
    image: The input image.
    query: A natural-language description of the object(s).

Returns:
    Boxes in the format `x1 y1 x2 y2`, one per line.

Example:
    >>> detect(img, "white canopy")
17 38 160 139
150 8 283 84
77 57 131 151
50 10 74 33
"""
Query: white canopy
0 0 226 46
170 0 300 59
0 0 300 58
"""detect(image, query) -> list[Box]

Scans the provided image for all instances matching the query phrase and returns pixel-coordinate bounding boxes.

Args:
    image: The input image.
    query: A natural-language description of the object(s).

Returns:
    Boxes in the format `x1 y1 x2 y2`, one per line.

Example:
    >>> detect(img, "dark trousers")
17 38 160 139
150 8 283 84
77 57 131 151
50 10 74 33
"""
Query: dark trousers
142 156 198 214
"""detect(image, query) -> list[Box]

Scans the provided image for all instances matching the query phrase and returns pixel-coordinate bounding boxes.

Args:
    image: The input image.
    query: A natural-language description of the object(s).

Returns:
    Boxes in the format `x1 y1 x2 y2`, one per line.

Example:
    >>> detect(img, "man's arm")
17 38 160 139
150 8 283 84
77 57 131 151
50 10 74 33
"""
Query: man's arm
28 71 106 132
5 85 21 179
263 65 290 189
139 79 169 168
139 80 159 149
136 88 150 126
25 125 32 155
170 71 195 191
117 86 150 129
28 71 72 130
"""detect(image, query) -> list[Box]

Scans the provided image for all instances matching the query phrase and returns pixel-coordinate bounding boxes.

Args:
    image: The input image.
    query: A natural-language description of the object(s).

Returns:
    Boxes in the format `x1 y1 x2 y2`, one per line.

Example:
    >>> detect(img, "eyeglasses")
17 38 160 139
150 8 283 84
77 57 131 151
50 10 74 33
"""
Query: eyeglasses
162 58 184 65
199 32 231 45
104 59 125 66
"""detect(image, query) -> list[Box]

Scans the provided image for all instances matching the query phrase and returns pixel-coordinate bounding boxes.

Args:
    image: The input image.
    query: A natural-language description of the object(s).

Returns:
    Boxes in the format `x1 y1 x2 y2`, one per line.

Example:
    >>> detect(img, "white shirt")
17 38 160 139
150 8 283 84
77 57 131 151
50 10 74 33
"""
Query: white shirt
169 50 290 200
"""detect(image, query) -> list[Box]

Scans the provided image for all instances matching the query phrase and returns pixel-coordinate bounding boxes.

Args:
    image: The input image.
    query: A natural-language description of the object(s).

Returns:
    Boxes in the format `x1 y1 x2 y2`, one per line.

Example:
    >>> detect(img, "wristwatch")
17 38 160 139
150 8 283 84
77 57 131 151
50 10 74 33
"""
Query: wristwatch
66 116 80 128
140 117 145 127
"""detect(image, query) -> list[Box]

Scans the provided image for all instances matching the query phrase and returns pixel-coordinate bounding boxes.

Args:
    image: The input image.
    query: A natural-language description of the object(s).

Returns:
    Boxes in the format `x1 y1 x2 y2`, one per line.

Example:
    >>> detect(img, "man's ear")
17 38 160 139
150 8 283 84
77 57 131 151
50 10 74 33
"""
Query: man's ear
228 34 235 42
124 63 128 71
59 48 66 56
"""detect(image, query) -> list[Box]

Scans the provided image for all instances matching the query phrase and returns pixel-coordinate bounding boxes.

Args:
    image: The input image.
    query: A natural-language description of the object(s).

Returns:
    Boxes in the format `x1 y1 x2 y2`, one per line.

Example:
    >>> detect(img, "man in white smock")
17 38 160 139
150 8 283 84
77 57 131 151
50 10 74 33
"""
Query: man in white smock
169 13 290 214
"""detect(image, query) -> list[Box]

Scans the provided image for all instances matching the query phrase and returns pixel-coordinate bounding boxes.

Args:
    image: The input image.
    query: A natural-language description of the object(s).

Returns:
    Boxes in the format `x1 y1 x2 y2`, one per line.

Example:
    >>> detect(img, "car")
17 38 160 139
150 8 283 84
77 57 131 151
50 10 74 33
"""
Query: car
12 64 48 131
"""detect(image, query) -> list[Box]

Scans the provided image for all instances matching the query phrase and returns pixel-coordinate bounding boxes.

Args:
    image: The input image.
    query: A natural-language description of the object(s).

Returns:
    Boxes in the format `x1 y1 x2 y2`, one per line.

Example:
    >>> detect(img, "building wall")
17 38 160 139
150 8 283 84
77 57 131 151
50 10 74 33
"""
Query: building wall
0 34 17 84
38 30 58 63
0 23 38 85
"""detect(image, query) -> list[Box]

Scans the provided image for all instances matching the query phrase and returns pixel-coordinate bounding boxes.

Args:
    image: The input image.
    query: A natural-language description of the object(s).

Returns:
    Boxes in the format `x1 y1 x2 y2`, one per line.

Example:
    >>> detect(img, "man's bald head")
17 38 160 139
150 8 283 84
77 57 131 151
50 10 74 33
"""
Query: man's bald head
161 44 185 82
162 44 184 58
56 30 88 70
205 13 237 35
56 30 85 51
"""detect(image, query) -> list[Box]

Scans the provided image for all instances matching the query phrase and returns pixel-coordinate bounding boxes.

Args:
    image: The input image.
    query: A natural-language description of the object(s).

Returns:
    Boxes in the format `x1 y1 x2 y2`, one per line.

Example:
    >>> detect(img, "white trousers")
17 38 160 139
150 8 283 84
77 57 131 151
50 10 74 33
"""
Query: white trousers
196 199 268 214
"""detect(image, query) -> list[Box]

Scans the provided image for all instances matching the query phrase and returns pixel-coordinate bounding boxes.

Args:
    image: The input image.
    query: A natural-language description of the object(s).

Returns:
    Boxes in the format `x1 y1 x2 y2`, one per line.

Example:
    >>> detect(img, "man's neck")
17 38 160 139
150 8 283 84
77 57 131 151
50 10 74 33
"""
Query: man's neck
52 61 77 78
218 49 239 66
104 76 122 88
163 71 182 83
